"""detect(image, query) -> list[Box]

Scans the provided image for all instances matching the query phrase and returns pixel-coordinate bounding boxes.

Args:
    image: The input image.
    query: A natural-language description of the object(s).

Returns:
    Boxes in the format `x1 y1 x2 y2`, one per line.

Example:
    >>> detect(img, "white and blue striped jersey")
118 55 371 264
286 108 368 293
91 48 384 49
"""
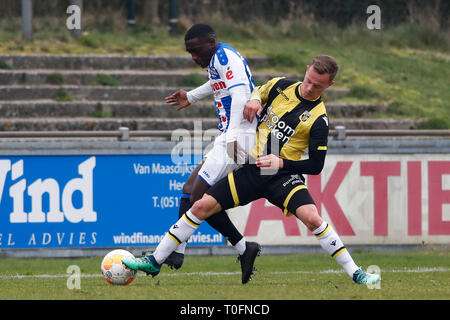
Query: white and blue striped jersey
208 42 255 133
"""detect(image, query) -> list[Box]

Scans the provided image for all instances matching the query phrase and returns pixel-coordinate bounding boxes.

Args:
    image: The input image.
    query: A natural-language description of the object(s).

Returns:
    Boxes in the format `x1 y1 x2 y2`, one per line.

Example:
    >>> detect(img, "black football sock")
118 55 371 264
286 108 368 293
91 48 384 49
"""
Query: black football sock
179 195 191 219
178 196 245 252
174 195 192 254
205 210 243 246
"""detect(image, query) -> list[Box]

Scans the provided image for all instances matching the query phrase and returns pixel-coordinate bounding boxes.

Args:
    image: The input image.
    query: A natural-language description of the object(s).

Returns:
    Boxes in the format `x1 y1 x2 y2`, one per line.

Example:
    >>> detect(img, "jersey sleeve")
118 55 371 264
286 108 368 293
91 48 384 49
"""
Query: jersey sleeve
282 114 329 175
215 47 251 91
257 77 285 105
186 81 212 104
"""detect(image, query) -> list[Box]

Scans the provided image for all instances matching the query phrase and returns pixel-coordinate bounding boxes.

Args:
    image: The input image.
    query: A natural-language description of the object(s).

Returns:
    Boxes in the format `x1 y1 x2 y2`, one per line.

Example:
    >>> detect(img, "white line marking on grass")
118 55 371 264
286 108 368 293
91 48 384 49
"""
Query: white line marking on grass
0 273 102 279
0 267 448 279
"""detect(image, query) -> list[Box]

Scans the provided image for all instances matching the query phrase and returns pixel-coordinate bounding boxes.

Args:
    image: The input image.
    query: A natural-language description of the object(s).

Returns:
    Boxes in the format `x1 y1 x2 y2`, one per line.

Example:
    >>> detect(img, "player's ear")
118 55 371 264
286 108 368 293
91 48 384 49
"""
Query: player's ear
207 36 217 48
328 80 335 87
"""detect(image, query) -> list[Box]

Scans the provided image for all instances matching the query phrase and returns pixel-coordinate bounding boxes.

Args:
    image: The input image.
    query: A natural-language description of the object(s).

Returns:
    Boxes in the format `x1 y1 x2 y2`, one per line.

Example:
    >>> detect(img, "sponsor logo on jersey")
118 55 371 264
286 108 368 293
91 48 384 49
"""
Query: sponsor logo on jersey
226 67 234 80
211 81 227 91
276 87 290 101
209 67 220 79
262 105 296 144
299 111 312 122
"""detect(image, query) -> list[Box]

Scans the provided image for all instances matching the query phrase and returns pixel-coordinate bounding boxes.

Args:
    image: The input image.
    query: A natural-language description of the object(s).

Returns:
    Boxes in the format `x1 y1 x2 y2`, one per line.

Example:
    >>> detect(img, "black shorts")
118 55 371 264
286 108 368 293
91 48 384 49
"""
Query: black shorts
206 164 315 216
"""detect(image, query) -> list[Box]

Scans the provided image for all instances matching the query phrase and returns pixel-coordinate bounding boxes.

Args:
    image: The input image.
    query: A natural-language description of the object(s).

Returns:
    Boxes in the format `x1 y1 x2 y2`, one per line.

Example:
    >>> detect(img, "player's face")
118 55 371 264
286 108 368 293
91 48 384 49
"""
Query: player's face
300 66 334 100
185 37 216 68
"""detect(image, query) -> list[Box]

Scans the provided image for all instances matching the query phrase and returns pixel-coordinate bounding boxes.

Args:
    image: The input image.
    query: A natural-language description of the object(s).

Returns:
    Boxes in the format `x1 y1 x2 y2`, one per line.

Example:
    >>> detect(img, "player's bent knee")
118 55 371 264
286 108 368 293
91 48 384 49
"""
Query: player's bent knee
295 204 323 231
191 194 222 220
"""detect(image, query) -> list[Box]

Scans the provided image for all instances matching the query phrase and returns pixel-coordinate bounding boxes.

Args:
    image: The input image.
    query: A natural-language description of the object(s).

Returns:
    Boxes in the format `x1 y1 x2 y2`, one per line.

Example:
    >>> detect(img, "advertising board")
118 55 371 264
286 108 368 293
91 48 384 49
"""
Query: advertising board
0 155 224 249
227 154 450 245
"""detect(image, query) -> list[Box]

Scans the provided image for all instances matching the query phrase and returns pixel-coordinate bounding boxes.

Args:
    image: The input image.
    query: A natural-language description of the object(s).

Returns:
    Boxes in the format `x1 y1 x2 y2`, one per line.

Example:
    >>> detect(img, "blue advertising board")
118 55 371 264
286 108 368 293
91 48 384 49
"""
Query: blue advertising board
0 155 224 248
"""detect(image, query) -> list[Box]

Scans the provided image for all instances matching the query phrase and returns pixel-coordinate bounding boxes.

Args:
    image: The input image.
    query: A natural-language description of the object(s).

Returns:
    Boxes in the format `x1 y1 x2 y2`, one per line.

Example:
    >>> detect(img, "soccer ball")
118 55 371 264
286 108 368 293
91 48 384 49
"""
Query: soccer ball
101 249 137 285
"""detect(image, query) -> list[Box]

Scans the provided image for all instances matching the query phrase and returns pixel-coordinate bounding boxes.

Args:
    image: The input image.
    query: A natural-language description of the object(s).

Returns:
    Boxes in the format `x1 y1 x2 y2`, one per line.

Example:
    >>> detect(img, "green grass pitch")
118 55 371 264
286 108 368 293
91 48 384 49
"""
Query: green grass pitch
0 247 448 300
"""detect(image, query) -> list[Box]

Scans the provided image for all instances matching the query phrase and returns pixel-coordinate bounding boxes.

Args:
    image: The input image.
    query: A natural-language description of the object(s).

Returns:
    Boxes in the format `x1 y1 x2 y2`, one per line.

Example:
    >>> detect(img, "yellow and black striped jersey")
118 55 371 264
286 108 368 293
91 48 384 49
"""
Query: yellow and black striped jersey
251 77 329 175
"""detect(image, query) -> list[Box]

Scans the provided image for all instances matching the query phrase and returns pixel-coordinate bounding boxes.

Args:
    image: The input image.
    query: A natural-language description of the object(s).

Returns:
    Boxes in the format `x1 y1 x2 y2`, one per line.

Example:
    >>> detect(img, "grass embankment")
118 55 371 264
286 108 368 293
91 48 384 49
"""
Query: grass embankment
0 18 448 128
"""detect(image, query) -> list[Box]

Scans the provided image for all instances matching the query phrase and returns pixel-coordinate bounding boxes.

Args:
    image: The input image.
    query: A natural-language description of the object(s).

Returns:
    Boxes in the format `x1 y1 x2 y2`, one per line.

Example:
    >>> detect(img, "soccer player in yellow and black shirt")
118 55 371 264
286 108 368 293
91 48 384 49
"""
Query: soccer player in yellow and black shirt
123 55 381 285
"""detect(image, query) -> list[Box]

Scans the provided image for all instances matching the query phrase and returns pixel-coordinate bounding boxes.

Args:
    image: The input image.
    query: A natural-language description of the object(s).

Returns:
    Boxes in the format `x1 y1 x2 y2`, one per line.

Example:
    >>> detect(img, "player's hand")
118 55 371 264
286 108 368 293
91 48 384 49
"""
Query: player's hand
165 89 190 111
226 140 247 165
243 99 263 123
256 154 284 170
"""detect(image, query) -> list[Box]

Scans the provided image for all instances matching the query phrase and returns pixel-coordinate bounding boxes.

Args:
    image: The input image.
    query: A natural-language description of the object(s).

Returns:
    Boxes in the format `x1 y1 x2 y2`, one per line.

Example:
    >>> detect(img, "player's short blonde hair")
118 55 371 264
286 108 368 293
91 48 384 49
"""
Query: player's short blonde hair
310 55 339 82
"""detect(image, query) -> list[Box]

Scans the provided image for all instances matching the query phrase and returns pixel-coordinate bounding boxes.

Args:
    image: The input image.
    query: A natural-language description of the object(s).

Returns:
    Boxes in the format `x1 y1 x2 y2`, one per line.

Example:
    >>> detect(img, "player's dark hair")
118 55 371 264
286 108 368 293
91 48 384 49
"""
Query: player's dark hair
185 23 216 41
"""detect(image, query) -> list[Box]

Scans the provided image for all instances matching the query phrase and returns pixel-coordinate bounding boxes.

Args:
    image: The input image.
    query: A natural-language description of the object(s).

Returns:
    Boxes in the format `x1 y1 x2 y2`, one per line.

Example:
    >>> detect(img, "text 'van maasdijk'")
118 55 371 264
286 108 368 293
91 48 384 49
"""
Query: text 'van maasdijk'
0 157 97 223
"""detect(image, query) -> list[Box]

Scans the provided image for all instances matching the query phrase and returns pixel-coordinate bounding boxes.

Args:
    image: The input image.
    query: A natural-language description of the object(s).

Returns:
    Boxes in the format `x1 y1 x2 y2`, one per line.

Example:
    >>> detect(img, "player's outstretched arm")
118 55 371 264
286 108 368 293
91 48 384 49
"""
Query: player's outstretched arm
165 89 190 111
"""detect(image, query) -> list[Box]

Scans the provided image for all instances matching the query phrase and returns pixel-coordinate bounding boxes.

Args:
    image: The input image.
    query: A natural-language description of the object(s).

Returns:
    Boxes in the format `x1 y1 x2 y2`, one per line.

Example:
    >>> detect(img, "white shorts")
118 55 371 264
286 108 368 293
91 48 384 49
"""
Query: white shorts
198 130 255 186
